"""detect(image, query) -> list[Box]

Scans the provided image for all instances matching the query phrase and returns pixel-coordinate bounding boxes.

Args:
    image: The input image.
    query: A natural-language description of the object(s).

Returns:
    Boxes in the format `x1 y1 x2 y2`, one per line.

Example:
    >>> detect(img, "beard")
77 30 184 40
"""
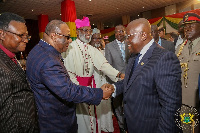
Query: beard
79 31 92 43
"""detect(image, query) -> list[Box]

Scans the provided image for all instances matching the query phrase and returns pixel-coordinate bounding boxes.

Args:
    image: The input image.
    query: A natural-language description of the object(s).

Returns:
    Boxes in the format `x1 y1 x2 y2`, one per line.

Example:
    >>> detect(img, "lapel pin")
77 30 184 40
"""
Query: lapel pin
141 62 144 65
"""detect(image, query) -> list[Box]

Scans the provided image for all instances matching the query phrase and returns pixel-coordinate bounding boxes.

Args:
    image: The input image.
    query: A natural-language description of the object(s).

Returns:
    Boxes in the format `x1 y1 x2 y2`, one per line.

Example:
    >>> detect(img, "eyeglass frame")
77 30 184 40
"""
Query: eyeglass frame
126 32 143 39
55 32 71 40
115 30 125 34
4 30 31 41
78 29 93 33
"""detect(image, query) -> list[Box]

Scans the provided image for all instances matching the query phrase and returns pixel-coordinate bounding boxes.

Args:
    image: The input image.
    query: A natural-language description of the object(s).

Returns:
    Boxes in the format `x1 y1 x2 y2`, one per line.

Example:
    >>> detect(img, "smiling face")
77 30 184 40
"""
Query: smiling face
52 23 72 53
115 25 126 42
184 22 200 41
77 26 92 43
126 18 152 55
126 24 144 54
0 20 29 53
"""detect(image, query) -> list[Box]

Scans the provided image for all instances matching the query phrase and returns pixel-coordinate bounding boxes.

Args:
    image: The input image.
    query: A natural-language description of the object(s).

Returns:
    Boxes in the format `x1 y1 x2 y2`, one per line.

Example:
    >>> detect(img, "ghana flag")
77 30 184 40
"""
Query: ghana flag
61 0 77 41
38 14 49 39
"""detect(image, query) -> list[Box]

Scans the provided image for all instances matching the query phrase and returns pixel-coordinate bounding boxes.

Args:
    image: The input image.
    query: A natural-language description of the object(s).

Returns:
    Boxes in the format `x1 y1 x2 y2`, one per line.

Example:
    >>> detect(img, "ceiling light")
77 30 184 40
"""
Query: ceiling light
89 0 91 1
117 8 119 10
143 7 144 8
93 24 94 25
138 14 139 16
60 14 62 16
32 9 34 12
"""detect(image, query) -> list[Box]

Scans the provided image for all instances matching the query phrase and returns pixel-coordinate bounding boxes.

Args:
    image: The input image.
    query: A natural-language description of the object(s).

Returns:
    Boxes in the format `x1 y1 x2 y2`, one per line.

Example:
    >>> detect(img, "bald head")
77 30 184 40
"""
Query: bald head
127 18 151 34
126 18 152 54
45 20 67 35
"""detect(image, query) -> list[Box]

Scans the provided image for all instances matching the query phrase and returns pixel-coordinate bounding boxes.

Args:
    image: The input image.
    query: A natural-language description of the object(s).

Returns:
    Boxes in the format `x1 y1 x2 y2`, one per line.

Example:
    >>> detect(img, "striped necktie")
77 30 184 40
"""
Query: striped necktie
120 42 125 61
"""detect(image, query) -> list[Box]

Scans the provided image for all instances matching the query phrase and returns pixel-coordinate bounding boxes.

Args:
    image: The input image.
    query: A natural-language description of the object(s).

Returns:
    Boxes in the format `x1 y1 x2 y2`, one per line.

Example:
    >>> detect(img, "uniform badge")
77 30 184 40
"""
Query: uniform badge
141 62 144 65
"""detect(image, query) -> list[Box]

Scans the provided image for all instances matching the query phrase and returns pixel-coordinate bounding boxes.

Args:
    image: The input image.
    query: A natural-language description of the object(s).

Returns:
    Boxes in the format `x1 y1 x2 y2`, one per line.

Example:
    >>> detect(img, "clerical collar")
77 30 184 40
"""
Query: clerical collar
76 38 88 46
0 44 15 59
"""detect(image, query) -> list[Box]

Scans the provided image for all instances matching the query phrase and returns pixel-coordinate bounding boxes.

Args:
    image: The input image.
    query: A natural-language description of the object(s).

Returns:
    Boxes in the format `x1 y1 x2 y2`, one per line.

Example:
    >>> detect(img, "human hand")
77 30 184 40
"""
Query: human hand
120 73 125 79
117 72 125 80
101 83 114 100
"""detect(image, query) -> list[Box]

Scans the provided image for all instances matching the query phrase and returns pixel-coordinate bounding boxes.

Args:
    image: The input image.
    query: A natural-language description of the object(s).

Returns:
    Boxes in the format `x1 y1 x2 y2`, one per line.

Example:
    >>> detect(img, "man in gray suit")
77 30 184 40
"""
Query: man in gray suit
105 25 130 133
151 25 175 53
0 12 39 132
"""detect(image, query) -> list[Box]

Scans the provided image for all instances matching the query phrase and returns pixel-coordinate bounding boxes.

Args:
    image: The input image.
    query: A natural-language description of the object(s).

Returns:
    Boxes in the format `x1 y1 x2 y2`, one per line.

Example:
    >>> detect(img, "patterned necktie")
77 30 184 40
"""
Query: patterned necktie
188 42 193 55
120 43 125 61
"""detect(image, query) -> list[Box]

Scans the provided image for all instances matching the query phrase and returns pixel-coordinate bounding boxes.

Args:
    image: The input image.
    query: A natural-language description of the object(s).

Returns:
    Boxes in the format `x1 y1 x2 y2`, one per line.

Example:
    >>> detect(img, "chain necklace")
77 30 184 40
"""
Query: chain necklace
76 40 90 76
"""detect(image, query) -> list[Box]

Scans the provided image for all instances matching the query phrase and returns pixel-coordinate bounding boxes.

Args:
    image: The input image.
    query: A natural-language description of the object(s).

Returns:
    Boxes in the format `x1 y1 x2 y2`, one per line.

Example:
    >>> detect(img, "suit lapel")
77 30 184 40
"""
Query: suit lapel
125 42 157 92
124 56 136 87
0 49 26 80
113 40 124 60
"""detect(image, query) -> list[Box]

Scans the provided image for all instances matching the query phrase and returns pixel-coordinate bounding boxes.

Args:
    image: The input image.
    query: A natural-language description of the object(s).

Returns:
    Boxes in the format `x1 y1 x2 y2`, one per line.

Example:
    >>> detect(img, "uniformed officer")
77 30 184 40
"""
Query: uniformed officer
176 12 200 133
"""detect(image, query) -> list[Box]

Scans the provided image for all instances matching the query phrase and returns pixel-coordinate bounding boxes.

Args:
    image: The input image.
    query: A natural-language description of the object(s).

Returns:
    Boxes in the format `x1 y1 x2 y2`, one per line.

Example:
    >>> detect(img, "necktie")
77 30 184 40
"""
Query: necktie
128 53 141 81
188 42 193 55
133 53 141 71
120 43 125 61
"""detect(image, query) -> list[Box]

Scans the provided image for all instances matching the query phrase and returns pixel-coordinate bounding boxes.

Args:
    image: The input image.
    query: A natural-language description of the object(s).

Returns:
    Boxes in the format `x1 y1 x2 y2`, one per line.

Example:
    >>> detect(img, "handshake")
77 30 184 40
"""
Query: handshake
101 83 115 100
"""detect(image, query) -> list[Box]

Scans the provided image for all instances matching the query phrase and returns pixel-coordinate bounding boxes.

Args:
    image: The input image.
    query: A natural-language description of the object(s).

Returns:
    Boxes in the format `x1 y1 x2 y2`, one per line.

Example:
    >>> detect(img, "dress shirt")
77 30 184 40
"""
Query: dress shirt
0 44 17 64
116 39 125 52
138 39 154 64
175 35 183 49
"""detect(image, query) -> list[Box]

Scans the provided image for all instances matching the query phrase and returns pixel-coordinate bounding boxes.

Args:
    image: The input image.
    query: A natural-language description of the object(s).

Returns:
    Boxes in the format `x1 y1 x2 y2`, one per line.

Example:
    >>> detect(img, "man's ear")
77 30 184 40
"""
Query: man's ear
0 29 6 41
50 33 57 42
141 32 147 41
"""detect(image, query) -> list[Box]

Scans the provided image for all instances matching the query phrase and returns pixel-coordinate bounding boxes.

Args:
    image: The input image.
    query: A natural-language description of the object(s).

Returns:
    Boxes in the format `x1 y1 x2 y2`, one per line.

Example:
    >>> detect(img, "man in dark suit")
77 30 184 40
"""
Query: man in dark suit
113 18 182 132
105 25 130 133
0 12 39 132
151 25 175 53
26 20 113 133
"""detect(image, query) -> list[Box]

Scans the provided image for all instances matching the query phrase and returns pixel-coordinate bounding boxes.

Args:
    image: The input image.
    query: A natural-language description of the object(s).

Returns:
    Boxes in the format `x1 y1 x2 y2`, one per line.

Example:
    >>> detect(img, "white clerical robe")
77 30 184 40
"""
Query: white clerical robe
62 39 119 133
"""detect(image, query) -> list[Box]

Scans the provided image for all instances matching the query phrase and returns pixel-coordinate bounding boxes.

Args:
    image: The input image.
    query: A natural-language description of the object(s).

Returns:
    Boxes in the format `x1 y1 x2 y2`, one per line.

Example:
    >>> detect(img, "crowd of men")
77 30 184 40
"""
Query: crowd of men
0 11 200 133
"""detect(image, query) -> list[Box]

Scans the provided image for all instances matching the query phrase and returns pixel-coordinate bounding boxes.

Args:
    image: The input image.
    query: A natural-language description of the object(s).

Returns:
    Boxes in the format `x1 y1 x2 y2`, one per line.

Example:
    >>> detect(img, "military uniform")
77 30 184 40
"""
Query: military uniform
176 12 200 133
177 37 200 107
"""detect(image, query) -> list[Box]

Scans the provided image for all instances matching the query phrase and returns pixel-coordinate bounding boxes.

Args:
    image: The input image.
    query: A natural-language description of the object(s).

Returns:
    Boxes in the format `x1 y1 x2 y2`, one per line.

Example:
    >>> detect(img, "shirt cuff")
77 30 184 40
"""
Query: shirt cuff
112 84 116 97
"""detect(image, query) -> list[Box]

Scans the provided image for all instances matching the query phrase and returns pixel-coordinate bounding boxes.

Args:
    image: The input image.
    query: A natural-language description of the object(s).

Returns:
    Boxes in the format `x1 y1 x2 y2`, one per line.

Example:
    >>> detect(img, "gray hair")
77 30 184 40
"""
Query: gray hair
45 20 66 35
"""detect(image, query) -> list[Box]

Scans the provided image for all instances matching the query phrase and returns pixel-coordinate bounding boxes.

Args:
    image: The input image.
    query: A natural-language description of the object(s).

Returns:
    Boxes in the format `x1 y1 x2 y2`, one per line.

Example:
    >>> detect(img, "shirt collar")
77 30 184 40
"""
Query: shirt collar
116 39 124 44
0 44 15 59
139 39 154 56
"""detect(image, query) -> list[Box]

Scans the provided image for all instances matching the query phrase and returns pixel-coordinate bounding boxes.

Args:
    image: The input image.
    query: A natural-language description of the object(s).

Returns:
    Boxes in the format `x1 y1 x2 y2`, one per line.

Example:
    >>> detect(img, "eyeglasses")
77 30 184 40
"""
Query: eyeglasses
4 30 31 41
55 33 71 40
78 29 93 33
93 38 102 40
115 30 125 34
126 32 142 39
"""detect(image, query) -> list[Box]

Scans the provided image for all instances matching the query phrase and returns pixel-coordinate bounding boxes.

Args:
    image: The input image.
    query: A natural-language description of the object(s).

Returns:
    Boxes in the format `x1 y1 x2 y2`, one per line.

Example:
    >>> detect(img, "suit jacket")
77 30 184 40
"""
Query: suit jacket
161 39 175 53
26 40 103 133
115 42 182 133
0 49 39 133
105 39 130 73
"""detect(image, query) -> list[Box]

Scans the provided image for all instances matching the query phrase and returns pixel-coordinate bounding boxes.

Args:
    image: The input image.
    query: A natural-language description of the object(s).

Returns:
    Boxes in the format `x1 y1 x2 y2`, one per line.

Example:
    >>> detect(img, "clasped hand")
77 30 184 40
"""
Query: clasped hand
101 83 114 100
